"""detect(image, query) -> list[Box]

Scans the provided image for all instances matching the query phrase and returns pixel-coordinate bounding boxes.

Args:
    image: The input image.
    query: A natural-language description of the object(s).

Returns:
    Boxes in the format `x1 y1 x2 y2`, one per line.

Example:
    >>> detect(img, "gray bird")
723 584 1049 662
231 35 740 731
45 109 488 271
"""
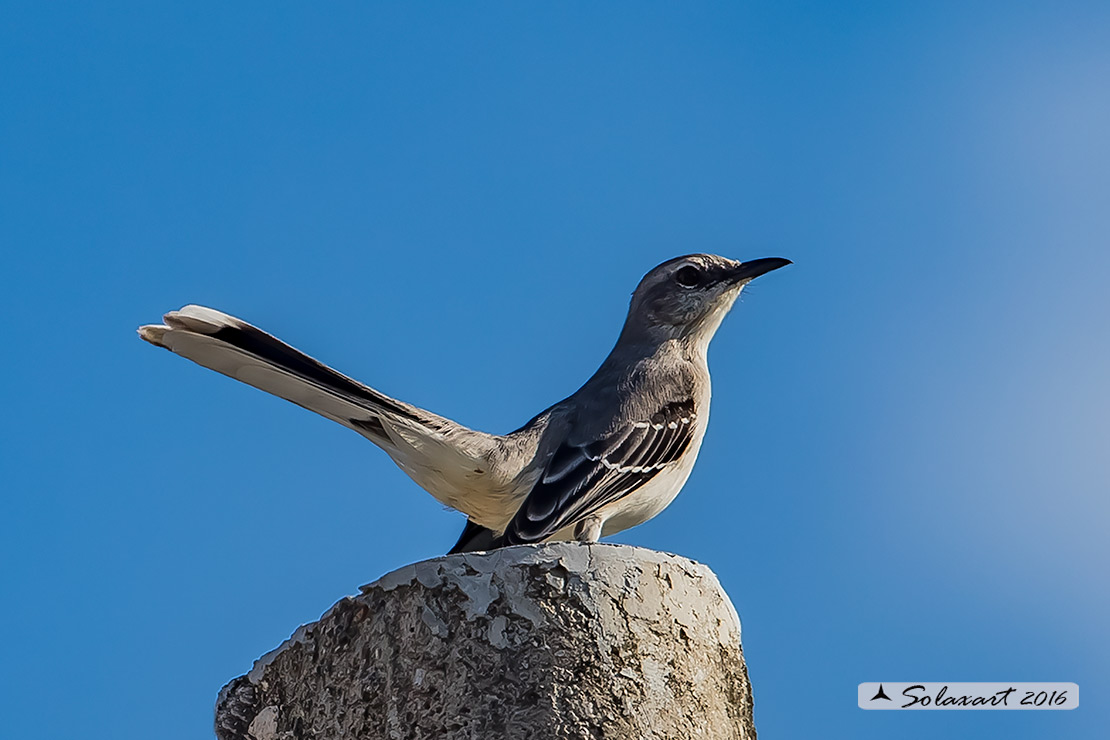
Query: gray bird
139 253 789 552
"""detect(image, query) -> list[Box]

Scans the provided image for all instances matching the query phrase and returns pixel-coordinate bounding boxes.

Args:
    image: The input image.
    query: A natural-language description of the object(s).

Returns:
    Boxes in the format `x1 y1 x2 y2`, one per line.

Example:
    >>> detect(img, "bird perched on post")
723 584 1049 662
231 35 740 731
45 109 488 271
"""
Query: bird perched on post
139 253 789 552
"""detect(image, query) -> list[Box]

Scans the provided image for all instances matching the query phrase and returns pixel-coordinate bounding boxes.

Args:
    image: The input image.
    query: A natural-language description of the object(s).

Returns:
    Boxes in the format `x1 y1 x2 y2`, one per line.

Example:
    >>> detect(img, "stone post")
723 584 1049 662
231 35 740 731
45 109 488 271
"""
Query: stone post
215 543 755 739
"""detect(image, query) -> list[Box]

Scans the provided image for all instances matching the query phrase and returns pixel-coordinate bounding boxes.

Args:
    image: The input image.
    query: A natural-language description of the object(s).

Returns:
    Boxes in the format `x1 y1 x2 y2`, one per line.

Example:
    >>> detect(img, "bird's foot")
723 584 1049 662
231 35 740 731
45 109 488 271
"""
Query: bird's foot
573 517 604 543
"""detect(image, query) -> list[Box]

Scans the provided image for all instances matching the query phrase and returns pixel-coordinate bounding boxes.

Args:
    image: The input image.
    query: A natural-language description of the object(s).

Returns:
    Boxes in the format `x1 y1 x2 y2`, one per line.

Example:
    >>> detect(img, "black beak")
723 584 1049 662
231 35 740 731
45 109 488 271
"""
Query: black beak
728 257 792 283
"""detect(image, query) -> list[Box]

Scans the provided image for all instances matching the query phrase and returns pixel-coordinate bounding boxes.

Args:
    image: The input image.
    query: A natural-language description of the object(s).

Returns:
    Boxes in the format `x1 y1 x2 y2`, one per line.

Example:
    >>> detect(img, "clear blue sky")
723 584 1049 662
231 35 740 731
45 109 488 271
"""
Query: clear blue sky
2 2 1107 738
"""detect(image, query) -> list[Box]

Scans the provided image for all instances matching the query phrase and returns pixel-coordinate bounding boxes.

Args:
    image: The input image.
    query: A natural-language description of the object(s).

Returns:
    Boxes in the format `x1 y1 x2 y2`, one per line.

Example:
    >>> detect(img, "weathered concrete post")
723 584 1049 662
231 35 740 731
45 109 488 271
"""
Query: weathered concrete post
215 543 754 739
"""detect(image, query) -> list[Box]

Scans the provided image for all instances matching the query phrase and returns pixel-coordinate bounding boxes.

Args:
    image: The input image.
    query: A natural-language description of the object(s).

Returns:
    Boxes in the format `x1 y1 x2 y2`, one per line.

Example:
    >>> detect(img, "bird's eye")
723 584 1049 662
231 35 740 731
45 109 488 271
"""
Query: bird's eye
674 265 701 288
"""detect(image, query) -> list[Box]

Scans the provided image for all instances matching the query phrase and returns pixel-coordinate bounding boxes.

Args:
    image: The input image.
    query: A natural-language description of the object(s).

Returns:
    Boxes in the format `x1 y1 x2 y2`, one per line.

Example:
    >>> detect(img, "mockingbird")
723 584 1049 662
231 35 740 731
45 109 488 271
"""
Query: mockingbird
139 253 789 552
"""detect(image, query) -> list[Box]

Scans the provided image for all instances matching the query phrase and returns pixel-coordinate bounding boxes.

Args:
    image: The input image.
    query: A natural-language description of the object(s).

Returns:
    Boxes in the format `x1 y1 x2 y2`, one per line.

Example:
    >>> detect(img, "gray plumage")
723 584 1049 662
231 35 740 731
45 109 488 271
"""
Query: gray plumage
138 253 789 551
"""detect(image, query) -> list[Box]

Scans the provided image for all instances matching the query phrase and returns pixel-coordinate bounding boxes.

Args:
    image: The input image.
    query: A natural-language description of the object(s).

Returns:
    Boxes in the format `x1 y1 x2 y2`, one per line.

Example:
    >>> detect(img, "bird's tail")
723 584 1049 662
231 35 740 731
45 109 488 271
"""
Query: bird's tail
138 306 500 514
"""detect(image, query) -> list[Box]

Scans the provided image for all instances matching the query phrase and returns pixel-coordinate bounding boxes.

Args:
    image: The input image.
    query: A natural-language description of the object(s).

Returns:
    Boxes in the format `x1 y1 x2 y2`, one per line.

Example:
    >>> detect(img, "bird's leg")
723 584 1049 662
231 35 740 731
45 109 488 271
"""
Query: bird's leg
573 516 604 543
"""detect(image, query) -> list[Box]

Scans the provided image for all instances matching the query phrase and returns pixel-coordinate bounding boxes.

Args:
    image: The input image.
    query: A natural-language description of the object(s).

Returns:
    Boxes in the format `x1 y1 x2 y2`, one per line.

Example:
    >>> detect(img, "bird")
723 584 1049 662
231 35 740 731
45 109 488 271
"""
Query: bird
139 253 790 553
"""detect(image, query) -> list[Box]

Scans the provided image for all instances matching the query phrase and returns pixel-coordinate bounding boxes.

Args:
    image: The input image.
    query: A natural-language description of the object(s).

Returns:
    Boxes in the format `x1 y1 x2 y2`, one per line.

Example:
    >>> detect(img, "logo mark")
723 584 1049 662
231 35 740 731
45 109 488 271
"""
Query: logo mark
870 684 892 701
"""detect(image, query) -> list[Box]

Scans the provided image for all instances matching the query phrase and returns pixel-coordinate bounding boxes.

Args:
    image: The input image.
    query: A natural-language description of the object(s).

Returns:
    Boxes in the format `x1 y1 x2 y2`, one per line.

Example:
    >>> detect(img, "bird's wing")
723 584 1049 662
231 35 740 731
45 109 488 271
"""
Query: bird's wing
503 399 697 544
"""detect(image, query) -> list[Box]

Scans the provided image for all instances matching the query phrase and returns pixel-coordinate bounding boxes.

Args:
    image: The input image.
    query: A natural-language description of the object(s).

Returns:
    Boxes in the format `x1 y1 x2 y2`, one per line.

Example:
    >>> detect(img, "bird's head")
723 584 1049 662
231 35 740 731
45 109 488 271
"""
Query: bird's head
622 254 791 347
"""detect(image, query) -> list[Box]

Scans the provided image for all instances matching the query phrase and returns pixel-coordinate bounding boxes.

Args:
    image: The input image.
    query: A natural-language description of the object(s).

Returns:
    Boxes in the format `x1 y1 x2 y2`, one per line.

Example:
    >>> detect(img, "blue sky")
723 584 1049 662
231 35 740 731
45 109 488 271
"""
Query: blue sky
2 2 1107 738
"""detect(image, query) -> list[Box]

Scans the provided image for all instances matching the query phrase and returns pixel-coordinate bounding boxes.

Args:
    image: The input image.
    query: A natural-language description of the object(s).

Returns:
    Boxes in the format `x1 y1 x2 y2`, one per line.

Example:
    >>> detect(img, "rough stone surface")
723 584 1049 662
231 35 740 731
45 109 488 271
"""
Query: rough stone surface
215 543 754 740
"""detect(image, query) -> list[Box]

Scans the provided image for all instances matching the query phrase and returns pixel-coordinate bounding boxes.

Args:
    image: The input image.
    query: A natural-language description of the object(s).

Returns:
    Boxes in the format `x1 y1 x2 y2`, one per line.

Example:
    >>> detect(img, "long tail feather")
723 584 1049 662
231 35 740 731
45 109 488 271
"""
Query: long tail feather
139 305 438 439
139 305 513 528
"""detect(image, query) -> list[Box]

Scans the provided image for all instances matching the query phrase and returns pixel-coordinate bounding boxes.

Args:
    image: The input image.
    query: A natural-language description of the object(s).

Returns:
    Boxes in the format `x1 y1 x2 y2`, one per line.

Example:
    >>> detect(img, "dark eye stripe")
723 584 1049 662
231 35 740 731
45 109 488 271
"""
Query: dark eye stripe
675 265 700 288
